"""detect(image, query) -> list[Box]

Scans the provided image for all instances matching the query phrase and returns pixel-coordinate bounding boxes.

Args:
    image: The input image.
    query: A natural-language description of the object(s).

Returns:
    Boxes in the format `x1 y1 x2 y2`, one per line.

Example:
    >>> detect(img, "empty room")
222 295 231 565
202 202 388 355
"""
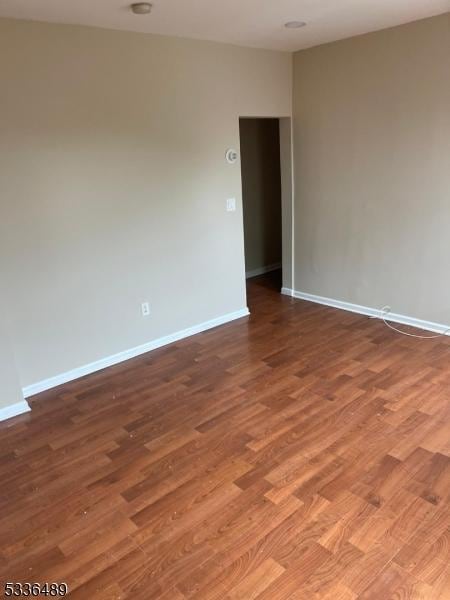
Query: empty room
0 1 449 598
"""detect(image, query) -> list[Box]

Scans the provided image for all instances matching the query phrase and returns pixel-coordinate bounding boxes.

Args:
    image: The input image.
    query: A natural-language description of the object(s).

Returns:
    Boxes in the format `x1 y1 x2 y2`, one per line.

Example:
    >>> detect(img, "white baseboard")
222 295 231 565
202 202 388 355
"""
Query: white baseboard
281 287 295 297
0 400 31 423
246 263 281 279
22 307 250 399
281 288 450 336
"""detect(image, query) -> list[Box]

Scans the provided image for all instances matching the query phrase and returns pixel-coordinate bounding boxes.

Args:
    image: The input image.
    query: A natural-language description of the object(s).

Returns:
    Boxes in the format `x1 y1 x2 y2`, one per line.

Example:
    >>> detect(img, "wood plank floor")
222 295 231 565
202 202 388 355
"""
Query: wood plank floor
1 272 450 599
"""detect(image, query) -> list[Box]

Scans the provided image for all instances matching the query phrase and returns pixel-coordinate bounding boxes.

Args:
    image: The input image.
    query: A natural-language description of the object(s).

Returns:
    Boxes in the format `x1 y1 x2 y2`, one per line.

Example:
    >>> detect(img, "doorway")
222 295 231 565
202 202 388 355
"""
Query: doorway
239 117 293 297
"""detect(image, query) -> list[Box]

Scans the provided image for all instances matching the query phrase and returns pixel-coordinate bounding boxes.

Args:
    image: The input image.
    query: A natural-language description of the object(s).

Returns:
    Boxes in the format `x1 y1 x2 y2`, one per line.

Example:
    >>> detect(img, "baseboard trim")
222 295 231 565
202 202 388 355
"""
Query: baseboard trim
246 263 281 279
281 287 294 297
281 288 450 336
22 307 250 398
0 400 31 423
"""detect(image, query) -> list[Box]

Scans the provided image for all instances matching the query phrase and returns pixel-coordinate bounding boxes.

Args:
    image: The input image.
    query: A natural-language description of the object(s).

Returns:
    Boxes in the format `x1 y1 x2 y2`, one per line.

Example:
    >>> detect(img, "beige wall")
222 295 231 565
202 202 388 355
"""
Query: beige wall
0 335 23 410
293 13 450 324
239 118 282 274
0 300 24 410
0 18 292 389
2 11 448 401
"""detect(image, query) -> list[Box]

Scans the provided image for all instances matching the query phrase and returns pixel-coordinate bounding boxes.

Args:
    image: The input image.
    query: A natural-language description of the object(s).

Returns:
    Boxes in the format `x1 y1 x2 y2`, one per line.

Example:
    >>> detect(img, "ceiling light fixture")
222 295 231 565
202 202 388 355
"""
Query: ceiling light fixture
130 2 152 15
284 21 307 29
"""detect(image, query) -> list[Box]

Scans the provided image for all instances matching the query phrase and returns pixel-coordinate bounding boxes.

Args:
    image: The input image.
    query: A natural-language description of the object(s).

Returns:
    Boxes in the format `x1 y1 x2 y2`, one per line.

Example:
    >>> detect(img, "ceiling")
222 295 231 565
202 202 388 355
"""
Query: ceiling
0 0 448 51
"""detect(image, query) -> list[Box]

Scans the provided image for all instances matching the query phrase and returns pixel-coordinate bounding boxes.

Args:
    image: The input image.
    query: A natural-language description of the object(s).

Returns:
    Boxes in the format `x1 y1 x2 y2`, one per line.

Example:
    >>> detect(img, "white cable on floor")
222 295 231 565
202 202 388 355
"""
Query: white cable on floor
377 306 450 339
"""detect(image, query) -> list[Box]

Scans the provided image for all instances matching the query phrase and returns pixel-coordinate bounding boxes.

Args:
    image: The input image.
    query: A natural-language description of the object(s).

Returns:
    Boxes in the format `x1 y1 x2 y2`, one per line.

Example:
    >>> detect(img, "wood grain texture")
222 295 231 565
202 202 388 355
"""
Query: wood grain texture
1 271 449 599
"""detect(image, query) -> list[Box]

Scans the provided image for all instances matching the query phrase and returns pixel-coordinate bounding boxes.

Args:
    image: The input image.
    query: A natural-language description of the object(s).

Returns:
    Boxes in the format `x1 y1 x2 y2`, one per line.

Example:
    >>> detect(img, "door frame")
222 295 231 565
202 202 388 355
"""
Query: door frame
238 116 294 295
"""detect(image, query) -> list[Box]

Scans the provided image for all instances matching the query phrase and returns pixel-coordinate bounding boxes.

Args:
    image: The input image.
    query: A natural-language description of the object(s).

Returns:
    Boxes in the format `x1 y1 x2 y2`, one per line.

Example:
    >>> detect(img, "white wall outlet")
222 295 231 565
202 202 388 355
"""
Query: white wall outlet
141 302 150 317
226 198 236 212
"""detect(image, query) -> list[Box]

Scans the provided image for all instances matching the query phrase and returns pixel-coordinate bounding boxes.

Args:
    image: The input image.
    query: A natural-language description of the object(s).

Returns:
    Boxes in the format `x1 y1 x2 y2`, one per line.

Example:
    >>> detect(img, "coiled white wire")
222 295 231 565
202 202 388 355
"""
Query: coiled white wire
377 306 450 339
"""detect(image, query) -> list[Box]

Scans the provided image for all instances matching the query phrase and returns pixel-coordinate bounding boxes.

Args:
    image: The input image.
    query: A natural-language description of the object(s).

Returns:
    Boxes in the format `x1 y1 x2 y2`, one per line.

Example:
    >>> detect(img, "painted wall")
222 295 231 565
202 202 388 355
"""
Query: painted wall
292 13 450 324
0 300 24 411
0 336 23 411
3 11 448 402
0 18 292 388
239 119 282 275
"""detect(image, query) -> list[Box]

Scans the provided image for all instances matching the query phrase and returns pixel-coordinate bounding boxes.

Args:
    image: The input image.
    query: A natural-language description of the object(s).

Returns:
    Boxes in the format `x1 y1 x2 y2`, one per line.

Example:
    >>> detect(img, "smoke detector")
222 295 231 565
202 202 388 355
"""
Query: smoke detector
131 3 152 15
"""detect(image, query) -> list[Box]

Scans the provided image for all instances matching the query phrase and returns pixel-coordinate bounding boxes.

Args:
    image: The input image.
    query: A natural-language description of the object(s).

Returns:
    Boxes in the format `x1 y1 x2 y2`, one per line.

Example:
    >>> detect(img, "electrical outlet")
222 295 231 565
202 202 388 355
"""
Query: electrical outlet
226 198 236 212
141 302 150 317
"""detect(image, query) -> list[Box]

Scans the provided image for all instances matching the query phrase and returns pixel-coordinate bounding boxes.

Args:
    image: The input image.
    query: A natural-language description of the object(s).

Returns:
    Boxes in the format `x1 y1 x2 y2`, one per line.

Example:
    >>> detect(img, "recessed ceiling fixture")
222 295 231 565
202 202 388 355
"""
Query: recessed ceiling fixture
284 21 307 29
130 2 152 15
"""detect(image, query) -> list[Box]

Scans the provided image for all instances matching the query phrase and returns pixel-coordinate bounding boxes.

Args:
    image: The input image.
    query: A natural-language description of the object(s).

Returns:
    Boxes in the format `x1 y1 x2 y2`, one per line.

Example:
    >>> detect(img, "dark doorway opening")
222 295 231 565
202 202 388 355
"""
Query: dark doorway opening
239 118 283 290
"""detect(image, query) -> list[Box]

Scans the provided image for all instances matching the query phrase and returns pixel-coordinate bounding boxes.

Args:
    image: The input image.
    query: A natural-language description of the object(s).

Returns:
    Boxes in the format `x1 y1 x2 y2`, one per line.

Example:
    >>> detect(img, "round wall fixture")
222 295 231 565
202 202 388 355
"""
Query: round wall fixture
225 149 238 164
131 3 152 15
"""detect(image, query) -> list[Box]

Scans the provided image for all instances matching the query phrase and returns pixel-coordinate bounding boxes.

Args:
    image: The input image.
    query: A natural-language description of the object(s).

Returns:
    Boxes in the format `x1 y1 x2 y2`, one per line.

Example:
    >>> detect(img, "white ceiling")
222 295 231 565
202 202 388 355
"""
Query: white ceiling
0 0 448 51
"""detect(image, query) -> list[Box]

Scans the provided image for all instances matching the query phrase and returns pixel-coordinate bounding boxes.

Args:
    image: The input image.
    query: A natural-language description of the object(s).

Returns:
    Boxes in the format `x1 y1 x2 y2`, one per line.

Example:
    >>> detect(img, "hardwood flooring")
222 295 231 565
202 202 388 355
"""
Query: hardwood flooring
1 272 450 599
